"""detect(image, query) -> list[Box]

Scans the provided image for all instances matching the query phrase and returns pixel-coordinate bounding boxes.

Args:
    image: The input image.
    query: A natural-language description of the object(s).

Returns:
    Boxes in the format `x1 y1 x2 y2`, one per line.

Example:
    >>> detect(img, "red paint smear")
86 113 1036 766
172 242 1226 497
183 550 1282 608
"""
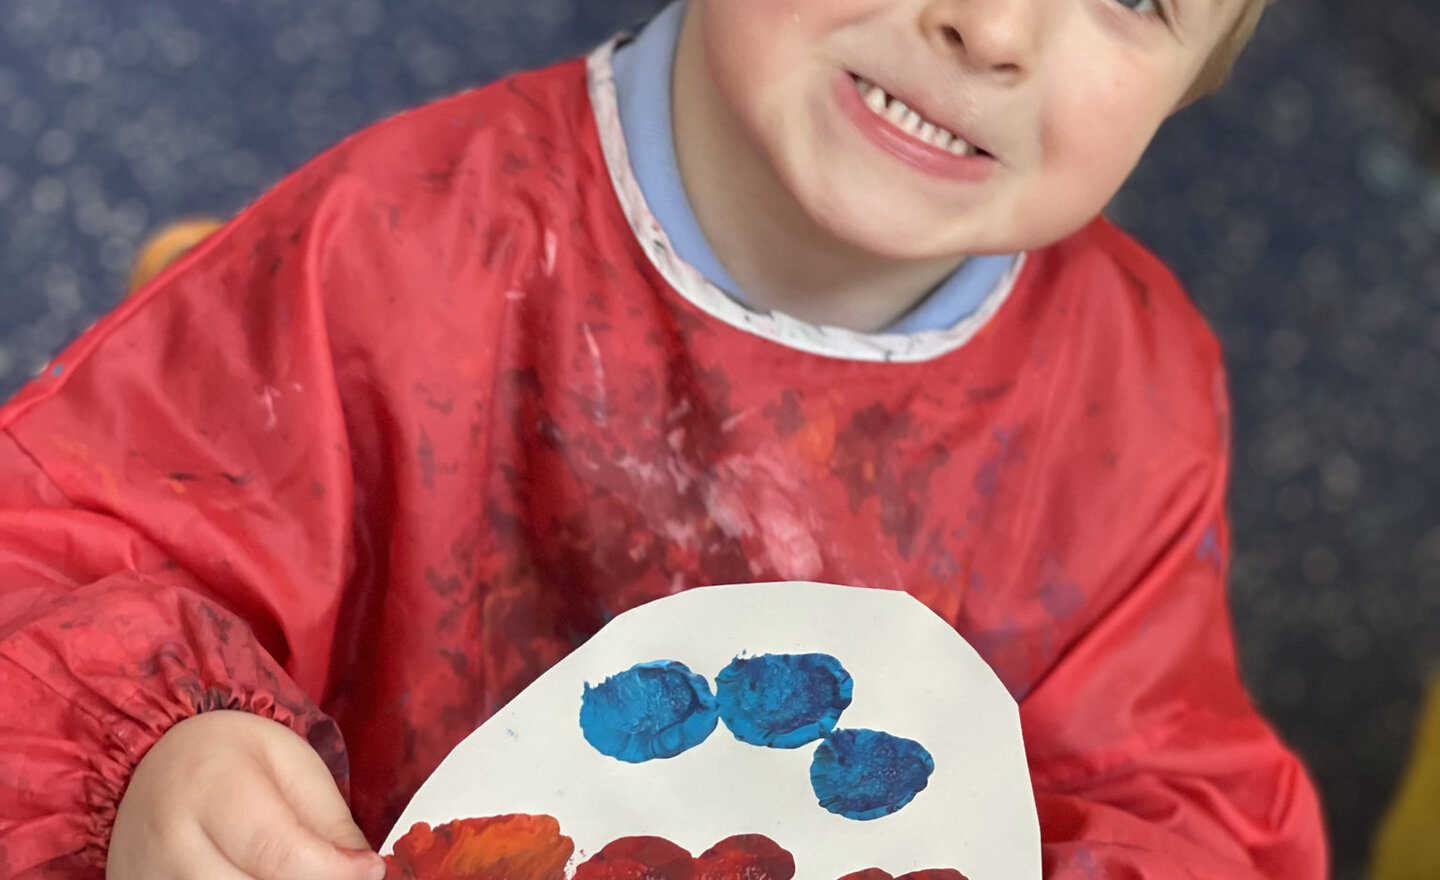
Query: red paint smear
385 814 574 880
387 815 964 880
693 835 796 880
574 833 795 880
573 837 695 880
838 870 970 880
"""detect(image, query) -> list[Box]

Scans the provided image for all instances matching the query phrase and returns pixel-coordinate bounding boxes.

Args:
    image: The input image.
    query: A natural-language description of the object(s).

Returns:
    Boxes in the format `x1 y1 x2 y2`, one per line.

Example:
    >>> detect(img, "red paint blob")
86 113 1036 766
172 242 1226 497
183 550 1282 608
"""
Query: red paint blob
386 814 965 880
573 832 796 880
574 836 696 880
693 835 796 880
837 870 970 880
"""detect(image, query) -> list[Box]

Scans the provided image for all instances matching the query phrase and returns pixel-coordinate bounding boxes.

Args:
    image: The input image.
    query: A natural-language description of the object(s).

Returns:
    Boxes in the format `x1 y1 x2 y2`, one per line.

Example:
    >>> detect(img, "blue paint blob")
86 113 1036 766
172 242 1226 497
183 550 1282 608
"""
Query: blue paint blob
810 729 935 820
715 653 853 748
580 660 719 763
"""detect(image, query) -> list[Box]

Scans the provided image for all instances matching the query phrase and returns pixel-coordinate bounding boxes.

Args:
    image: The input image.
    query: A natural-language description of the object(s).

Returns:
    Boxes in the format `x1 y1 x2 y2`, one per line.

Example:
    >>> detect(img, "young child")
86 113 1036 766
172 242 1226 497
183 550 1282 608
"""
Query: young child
0 0 1327 877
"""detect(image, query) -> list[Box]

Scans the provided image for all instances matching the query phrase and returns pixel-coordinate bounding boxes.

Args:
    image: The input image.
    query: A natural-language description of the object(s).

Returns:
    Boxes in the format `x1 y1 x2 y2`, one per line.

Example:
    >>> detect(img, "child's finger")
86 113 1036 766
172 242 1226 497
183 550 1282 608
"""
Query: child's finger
203 779 383 880
193 836 275 880
106 820 226 880
269 739 376 853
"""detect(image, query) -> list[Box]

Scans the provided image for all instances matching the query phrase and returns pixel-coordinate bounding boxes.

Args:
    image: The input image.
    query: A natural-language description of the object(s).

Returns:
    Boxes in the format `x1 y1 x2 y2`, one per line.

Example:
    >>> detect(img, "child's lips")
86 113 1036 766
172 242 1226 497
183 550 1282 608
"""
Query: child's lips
843 69 996 162
833 71 999 182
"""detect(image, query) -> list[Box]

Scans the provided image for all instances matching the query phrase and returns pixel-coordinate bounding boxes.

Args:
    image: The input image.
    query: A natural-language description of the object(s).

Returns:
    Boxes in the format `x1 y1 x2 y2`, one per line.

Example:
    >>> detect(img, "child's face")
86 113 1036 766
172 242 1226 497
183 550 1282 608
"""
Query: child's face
686 0 1245 259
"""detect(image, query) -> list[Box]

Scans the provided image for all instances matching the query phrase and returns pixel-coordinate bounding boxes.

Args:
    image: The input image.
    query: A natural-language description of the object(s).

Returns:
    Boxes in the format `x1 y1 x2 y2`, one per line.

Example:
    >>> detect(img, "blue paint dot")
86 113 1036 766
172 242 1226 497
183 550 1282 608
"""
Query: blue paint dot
810 729 935 820
50 364 64 377
580 661 719 763
715 653 853 748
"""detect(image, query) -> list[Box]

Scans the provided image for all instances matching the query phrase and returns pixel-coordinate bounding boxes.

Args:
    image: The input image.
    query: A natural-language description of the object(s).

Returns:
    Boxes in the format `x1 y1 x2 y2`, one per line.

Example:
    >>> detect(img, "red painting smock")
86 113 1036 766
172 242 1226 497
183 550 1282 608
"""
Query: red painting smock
0 43 1326 879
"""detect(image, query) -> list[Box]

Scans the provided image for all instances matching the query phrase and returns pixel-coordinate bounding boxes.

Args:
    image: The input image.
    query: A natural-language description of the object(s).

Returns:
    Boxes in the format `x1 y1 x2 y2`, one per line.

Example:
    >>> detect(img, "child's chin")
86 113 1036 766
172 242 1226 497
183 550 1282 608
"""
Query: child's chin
816 210 985 263
797 190 983 261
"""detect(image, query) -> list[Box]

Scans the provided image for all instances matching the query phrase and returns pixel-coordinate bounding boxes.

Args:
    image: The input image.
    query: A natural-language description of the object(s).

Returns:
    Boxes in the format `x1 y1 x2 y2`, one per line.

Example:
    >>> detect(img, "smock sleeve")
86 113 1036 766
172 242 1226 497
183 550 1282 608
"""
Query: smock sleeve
0 151 365 878
1022 434 1328 878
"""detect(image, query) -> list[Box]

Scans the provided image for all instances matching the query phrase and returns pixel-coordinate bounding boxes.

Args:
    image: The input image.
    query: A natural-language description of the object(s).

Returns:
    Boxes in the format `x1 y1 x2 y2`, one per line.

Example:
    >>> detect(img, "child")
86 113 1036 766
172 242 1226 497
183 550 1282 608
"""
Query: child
0 0 1326 877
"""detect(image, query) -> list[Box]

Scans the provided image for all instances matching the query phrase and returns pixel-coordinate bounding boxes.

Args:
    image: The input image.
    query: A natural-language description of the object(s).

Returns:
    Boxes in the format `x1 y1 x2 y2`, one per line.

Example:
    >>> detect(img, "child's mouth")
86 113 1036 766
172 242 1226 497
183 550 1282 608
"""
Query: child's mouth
847 73 993 160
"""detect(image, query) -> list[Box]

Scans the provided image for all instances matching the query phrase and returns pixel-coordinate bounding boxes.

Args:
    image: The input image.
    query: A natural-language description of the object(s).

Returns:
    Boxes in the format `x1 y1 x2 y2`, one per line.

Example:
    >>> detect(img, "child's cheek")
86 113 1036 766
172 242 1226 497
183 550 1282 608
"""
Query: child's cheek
696 2 798 73
693 10 797 128
1040 74 1162 207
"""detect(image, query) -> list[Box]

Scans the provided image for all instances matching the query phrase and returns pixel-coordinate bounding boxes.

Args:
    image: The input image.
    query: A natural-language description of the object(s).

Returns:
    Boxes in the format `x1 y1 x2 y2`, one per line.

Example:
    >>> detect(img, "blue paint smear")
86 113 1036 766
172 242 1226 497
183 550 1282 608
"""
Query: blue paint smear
580 660 719 763
716 653 853 748
810 729 935 820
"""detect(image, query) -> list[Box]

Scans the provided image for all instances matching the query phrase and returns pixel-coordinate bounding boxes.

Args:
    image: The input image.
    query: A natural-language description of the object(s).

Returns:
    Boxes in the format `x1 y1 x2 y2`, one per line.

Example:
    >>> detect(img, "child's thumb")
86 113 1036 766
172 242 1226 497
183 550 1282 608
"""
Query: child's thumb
283 790 385 880
268 737 379 858
284 768 376 853
205 774 385 880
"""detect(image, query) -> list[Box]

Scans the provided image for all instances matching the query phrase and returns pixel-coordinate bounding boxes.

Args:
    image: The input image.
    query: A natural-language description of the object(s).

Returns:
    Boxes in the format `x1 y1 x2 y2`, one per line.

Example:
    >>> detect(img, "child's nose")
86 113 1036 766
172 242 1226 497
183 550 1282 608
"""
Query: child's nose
918 0 1042 83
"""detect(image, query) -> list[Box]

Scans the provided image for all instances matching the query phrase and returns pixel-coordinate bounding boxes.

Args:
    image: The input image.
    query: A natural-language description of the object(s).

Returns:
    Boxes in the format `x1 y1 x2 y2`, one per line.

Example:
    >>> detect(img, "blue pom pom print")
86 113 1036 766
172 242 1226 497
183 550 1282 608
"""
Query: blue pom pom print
810 729 936 820
715 653 854 749
580 660 719 763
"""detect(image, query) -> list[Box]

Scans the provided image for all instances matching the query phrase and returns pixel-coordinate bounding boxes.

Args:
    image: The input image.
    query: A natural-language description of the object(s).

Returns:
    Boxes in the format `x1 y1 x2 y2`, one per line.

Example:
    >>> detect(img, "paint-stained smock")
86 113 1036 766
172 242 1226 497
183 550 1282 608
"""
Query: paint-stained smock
0 44 1325 880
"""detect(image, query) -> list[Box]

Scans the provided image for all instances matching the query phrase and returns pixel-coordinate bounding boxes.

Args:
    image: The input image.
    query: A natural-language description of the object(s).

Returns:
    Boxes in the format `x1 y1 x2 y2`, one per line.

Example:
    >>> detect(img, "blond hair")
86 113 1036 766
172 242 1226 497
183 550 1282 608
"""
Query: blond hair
1183 0 1271 104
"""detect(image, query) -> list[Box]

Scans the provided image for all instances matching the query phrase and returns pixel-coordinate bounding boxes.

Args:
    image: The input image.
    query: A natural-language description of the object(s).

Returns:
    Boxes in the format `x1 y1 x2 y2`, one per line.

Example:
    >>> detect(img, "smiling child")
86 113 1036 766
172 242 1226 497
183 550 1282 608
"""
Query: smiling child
0 1 1324 878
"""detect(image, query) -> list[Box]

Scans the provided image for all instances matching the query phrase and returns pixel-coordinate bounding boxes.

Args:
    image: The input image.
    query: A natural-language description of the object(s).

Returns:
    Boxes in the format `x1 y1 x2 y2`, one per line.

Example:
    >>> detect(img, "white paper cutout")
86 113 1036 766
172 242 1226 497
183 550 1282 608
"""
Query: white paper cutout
382 582 1041 880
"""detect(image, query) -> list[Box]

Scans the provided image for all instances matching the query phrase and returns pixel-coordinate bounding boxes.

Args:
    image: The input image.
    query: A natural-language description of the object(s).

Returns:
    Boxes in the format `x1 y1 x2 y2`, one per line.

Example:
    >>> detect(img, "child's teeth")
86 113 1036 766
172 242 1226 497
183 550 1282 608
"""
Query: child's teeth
854 76 975 155
863 83 887 113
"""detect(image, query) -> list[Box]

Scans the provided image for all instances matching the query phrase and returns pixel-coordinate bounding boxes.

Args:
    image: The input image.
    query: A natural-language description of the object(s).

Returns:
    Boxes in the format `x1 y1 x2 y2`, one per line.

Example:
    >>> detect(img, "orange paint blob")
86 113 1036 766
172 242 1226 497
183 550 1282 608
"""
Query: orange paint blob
386 814 575 880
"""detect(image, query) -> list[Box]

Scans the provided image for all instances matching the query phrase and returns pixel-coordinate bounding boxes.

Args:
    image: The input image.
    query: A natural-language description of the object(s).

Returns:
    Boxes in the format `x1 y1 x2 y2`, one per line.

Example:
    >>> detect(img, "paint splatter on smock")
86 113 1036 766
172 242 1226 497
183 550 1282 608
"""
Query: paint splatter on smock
715 653 853 748
580 660 719 762
810 729 935 821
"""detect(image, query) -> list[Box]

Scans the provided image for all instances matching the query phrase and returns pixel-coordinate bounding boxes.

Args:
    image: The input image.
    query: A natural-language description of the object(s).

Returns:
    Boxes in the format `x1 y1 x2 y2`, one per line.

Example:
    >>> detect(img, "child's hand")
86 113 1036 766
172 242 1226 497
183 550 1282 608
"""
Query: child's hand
107 710 386 880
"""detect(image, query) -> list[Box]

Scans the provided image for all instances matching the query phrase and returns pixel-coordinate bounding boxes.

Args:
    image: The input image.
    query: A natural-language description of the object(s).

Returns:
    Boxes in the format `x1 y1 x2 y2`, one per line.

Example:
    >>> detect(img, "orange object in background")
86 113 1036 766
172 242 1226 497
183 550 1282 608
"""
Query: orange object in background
126 217 225 294
1371 673 1440 880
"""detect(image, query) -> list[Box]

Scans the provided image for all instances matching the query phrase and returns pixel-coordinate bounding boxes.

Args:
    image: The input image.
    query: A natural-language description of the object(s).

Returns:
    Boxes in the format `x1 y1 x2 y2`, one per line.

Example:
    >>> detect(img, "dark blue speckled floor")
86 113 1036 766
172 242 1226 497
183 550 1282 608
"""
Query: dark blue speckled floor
3 1 1439 875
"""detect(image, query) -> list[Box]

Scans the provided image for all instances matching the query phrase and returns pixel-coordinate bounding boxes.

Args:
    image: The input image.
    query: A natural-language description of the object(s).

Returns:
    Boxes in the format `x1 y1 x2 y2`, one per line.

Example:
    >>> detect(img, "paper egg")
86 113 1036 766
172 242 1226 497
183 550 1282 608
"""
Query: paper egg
381 582 1041 880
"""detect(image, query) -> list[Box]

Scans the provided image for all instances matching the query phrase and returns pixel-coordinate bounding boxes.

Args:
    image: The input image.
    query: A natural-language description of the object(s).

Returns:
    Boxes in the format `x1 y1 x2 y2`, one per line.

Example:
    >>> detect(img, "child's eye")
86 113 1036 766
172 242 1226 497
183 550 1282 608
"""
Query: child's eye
1113 0 1162 14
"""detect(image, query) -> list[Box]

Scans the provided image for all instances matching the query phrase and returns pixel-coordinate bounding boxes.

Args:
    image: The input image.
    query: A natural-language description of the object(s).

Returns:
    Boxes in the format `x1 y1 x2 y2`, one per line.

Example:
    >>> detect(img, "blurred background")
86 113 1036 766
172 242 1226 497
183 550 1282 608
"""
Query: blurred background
1 0 1437 876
